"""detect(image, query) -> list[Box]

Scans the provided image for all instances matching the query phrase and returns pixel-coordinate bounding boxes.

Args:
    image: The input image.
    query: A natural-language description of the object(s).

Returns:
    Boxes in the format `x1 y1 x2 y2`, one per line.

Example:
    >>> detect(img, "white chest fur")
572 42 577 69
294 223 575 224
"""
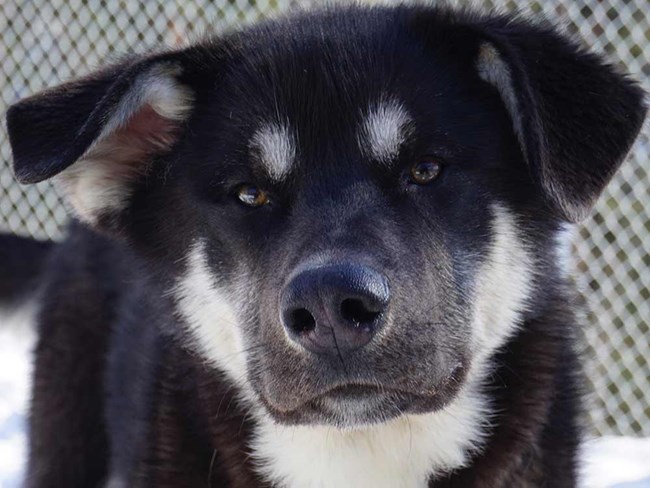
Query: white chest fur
250 385 486 488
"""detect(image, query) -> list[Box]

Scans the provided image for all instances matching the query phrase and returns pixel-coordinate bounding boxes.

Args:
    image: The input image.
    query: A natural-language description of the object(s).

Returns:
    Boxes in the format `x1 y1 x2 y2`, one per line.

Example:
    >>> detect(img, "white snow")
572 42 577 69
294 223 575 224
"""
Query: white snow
0 313 648 487
582 436 650 488
0 305 36 488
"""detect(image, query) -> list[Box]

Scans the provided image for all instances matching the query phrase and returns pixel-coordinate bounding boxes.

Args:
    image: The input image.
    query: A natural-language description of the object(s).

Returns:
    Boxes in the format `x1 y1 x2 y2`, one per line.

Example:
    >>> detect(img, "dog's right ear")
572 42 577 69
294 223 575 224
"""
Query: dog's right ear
6 51 195 226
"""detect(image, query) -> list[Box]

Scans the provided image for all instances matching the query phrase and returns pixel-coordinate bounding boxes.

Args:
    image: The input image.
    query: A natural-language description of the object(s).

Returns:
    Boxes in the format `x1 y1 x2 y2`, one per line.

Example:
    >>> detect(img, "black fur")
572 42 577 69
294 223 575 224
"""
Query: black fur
6 54 181 185
0 234 52 307
3 4 646 487
412 9 646 222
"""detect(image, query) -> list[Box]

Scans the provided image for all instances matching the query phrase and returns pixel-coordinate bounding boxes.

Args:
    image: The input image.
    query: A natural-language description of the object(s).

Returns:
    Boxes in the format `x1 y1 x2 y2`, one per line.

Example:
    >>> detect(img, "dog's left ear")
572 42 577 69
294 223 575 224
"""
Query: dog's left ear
6 51 195 226
474 17 647 222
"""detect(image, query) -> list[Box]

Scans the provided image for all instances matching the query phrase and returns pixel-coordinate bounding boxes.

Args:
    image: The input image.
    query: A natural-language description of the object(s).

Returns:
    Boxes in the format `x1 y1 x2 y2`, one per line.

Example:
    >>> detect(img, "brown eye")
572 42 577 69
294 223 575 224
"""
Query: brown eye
409 159 443 185
236 184 269 207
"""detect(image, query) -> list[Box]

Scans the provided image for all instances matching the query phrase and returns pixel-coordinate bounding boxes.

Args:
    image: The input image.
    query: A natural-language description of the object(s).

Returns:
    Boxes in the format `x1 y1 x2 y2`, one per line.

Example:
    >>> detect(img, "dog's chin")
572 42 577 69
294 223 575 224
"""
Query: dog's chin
261 379 464 429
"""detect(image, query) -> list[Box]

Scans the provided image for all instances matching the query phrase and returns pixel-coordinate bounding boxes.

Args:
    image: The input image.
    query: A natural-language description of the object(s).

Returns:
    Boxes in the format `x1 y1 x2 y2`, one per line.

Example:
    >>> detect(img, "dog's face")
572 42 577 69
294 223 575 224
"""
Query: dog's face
7 7 645 428
171 34 536 427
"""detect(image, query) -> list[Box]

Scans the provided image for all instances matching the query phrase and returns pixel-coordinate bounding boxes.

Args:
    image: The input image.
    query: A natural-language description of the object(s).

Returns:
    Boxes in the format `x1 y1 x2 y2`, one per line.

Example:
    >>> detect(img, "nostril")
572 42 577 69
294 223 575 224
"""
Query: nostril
289 308 317 334
340 298 380 325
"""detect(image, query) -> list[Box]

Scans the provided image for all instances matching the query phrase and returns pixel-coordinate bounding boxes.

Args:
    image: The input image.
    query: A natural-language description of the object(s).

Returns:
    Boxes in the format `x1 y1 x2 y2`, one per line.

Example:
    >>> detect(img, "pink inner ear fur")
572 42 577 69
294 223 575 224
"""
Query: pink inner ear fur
127 104 183 151
106 104 182 180
85 102 183 184
54 104 184 224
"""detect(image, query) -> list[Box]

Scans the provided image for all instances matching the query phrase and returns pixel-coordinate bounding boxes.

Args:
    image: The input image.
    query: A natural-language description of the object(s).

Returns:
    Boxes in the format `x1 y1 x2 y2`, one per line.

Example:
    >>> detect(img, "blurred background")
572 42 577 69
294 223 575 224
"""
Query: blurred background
0 0 648 486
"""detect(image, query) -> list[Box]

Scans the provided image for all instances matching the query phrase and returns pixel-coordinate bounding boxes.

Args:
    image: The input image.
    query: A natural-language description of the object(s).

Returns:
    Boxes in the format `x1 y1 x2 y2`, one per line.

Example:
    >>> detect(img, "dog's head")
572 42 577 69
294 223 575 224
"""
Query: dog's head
7 6 645 428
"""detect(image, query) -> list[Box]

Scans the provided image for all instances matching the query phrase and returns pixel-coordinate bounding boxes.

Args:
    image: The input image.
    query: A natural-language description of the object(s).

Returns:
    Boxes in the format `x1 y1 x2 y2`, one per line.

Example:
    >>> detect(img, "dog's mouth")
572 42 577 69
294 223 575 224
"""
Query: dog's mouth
322 383 403 400
260 364 467 427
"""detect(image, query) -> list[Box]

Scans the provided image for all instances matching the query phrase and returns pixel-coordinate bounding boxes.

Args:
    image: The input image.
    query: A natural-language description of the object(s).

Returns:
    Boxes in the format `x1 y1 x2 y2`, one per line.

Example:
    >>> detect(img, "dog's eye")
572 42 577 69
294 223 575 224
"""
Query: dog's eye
409 158 443 185
236 184 269 207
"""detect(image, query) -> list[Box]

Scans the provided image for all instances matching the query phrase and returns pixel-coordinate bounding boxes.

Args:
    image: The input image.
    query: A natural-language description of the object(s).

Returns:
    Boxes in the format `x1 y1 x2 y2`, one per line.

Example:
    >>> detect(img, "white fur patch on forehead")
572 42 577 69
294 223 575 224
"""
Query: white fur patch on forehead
359 97 413 165
250 122 296 181
170 240 248 384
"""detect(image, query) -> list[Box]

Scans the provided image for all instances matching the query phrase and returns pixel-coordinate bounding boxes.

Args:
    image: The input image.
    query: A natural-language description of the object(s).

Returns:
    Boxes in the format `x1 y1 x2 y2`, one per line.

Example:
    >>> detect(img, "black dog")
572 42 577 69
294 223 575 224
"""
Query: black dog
2 4 646 487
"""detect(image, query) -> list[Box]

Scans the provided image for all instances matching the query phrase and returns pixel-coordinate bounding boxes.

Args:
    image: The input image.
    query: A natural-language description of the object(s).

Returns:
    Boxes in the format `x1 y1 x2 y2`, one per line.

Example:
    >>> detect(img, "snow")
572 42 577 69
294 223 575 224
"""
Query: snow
0 305 35 488
582 436 650 488
0 311 648 487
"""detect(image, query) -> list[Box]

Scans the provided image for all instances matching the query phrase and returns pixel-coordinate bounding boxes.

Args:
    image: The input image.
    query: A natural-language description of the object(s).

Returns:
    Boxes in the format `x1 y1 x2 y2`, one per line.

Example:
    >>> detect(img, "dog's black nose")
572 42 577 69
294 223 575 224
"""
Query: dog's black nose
280 264 390 355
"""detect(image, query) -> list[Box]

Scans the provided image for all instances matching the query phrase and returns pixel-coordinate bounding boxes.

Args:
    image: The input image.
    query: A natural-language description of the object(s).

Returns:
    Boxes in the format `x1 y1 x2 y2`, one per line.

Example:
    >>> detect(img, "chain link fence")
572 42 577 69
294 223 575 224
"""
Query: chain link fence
1 0 648 437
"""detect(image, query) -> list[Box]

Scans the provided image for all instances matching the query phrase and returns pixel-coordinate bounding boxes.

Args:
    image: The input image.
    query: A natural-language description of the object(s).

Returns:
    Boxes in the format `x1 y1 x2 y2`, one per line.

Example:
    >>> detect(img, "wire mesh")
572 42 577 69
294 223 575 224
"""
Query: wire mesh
0 0 648 437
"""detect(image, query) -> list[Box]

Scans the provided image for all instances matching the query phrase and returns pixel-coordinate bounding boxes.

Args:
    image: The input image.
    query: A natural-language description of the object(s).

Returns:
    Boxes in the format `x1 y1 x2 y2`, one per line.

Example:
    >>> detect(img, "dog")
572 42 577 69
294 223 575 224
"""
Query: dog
2 3 646 487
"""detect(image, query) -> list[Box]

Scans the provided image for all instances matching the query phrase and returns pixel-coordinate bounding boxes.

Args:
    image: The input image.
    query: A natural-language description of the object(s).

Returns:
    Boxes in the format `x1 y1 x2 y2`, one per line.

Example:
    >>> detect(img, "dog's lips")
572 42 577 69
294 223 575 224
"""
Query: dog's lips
315 383 433 418
260 362 467 426
317 383 433 403
314 361 465 406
